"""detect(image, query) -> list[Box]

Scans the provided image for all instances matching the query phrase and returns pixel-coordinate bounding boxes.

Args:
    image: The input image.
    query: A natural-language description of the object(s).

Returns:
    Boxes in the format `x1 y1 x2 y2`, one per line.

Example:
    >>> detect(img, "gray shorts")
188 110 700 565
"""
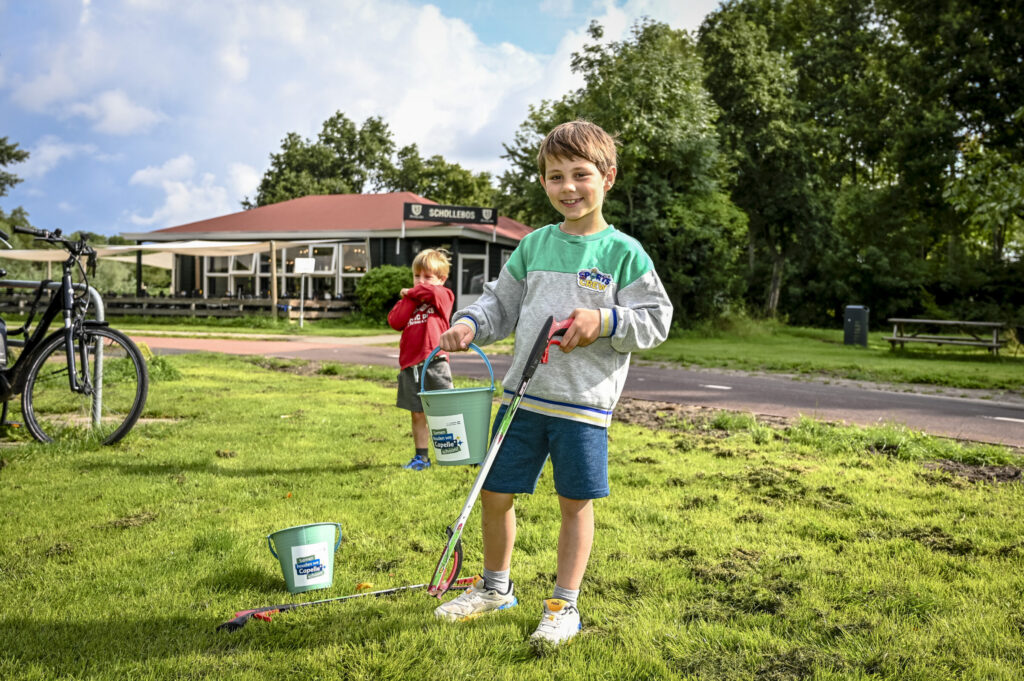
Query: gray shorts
396 358 453 412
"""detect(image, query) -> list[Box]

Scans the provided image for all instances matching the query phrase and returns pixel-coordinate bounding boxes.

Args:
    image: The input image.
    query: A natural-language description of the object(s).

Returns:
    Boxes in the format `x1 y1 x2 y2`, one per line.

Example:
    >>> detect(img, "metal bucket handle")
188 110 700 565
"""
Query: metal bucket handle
267 522 342 560
420 343 494 392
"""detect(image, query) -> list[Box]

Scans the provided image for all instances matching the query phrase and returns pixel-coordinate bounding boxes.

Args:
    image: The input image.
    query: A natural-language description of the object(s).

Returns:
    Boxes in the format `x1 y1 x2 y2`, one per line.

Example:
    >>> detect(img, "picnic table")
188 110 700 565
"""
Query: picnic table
883 318 1007 355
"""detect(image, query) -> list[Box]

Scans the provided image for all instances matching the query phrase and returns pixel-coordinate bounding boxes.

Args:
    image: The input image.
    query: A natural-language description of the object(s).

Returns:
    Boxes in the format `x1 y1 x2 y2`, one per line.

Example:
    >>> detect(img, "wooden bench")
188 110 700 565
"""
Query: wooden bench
884 318 1007 355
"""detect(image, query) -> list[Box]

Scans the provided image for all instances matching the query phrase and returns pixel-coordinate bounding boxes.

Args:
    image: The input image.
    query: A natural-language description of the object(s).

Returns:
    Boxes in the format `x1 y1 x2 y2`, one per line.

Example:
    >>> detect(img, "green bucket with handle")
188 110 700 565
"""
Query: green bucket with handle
418 344 495 466
267 522 342 594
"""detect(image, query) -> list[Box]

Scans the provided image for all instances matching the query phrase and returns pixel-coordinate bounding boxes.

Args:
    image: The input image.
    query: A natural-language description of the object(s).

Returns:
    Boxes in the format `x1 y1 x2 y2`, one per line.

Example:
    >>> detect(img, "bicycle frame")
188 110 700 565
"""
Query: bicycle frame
0 259 107 423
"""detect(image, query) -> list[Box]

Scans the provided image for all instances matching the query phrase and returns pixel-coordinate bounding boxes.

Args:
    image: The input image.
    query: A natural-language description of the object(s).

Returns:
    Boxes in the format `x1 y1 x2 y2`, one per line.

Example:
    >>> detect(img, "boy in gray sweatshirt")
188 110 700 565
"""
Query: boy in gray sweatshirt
435 120 672 644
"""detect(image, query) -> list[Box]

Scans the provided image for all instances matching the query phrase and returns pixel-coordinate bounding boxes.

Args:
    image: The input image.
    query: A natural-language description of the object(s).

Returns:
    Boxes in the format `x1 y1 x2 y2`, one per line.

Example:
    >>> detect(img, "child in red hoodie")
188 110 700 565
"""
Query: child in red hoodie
387 249 455 470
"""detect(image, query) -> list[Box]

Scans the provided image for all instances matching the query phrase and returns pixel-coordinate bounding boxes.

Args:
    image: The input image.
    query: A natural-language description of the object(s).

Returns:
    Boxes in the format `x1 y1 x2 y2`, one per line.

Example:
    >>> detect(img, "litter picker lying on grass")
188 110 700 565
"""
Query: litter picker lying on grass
217 577 476 632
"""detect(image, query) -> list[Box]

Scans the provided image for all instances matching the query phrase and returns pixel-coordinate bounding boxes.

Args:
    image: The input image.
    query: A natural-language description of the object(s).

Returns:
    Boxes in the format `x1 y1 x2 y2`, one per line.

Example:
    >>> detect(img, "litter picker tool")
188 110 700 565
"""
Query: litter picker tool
427 316 572 598
217 576 476 632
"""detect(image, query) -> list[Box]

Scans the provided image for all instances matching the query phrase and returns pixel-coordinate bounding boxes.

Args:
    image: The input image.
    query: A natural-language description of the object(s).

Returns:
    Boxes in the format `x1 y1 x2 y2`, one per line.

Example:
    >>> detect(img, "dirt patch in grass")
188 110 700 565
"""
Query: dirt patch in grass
613 397 792 432
922 459 1022 484
103 511 158 529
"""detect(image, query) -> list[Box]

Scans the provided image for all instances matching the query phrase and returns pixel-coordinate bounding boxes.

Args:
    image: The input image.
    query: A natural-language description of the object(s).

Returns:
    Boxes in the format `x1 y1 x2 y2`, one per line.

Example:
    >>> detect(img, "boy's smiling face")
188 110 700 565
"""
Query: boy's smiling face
539 155 617 234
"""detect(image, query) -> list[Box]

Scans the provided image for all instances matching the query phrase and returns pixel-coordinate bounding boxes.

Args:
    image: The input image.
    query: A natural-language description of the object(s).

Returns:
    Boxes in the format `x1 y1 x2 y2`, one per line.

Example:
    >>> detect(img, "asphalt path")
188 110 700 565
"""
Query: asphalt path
132 333 1024 447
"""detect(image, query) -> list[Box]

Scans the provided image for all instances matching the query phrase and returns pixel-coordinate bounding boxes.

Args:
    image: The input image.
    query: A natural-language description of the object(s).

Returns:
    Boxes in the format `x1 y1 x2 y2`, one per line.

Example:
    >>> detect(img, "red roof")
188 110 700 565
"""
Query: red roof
127 192 532 242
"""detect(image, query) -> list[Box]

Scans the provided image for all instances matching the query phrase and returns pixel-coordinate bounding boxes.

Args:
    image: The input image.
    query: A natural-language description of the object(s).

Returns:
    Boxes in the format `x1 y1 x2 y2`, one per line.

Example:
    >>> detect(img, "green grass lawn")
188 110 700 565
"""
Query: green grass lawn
640 322 1024 392
1 353 1021 680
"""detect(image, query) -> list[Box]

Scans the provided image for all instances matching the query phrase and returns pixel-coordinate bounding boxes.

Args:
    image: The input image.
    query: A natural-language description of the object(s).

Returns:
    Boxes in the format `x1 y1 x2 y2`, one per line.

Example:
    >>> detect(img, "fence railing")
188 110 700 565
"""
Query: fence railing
0 293 353 320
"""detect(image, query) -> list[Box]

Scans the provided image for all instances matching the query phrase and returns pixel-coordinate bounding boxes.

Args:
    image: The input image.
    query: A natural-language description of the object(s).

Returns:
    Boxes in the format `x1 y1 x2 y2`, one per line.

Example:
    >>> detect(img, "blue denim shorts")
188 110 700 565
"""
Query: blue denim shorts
483 404 609 500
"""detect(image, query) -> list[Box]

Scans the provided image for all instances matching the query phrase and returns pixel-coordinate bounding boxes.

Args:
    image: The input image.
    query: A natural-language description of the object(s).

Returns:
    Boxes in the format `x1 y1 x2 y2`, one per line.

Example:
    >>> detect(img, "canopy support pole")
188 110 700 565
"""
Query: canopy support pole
270 240 278 321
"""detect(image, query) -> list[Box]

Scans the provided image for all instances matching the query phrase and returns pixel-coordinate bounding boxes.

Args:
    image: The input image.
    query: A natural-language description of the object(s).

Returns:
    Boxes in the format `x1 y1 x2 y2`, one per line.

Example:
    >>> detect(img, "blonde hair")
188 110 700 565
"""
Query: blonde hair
537 120 618 176
412 248 451 278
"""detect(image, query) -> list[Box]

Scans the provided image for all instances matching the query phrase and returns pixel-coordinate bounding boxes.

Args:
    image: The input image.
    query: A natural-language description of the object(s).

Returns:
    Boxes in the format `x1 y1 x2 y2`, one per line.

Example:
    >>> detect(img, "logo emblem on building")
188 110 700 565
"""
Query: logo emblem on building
411 204 423 217
482 209 493 221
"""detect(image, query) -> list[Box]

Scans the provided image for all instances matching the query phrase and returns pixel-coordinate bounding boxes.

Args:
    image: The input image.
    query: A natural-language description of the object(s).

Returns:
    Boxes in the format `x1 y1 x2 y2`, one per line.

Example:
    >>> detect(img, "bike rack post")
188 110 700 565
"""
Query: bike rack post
3 280 106 427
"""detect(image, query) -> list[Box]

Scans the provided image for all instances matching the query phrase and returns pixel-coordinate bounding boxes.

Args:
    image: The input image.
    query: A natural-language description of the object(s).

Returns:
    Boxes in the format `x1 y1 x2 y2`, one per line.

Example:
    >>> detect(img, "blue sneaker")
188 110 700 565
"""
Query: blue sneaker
403 454 431 471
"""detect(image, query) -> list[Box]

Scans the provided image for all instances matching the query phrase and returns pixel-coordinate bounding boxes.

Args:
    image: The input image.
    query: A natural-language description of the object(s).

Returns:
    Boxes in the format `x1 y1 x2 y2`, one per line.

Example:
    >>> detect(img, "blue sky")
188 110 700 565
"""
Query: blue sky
1 0 721 237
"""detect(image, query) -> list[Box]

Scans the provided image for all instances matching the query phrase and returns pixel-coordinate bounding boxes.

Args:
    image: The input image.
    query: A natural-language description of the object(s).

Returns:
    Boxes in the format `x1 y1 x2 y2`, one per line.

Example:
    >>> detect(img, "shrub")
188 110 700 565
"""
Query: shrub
355 265 411 323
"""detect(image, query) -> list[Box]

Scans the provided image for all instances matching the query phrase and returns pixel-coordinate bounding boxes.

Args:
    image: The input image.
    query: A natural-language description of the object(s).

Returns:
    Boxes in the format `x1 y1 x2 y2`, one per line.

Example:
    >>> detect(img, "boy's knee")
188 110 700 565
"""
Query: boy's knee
482 490 515 511
558 496 593 515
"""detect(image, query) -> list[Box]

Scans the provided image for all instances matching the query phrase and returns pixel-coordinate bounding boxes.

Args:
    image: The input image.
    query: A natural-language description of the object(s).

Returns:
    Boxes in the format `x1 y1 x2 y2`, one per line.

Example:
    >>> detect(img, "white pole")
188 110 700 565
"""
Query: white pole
300 273 306 328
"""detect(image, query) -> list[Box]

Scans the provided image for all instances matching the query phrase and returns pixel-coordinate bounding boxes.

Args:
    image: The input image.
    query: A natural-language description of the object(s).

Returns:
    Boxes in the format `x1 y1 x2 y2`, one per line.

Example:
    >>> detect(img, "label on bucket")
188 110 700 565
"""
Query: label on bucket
427 414 471 463
291 541 331 587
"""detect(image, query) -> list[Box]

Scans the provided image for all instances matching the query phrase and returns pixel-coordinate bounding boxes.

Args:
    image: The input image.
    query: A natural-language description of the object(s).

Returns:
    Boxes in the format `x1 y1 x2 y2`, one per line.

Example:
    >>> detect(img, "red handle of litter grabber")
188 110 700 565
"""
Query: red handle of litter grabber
541 318 573 364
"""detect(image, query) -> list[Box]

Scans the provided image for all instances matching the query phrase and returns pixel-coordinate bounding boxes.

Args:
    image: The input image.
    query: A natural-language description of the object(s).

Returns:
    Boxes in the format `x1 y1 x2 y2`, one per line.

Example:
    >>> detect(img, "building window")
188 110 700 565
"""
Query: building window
208 256 229 274
342 244 368 273
202 241 368 300
339 241 369 299
232 253 255 272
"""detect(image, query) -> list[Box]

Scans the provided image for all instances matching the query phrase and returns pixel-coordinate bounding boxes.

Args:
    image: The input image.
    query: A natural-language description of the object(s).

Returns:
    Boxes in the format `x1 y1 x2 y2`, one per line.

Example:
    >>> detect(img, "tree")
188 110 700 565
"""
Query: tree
1 137 29 199
388 144 496 207
499 21 748 324
244 113 397 207
698 1 828 317
245 112 500 210
944 128 1024 265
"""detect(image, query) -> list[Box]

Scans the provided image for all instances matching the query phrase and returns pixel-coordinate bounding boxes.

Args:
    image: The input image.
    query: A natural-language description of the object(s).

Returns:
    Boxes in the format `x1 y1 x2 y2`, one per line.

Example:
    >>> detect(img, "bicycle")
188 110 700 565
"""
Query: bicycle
0 225 149 445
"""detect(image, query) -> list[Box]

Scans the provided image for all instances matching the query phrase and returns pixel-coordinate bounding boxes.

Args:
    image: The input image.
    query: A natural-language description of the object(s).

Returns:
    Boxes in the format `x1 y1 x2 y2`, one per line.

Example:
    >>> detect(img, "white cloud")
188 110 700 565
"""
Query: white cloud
219 44 250 82
130 155 196 186
68 89 164 135
20 135 98 179
129 155 234 227
227 162 261 200
2 0 723 235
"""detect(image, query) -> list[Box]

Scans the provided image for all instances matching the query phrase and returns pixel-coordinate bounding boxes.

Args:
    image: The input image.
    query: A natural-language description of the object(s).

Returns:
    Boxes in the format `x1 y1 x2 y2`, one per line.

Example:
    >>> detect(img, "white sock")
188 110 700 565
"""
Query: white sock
552 585 579 608
482 568 510 593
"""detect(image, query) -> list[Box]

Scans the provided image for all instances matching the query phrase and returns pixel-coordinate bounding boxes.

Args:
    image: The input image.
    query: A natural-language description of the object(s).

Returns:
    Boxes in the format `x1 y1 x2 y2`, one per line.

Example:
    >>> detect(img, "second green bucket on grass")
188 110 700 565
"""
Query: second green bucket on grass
418 344 494 466
267 522 342 594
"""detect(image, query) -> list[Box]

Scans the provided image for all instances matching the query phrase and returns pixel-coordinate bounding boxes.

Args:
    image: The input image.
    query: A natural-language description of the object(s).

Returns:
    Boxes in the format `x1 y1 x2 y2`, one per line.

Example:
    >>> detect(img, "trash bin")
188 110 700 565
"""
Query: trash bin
844 305 869 347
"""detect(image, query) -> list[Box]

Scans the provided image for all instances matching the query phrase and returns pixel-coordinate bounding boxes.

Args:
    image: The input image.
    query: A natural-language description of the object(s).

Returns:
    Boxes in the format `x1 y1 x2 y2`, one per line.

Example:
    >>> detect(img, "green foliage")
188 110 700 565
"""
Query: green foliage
244 113 398 207
698 2 829 317
388 144 496 207
499 20 748 324
694 0 1024 326
245 112 499 210
0 136 29 199
354 264 410 323
944 128 1024 264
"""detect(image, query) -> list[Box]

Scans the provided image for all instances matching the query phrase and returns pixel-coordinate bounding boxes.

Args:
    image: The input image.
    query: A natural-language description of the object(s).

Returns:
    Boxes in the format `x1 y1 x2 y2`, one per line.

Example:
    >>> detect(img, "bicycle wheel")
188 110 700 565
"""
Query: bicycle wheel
21 326 149 445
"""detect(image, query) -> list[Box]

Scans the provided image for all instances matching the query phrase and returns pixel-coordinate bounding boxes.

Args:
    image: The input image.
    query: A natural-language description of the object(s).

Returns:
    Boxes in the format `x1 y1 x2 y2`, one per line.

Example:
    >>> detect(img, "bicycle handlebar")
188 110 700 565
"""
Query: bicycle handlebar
11 225 95 258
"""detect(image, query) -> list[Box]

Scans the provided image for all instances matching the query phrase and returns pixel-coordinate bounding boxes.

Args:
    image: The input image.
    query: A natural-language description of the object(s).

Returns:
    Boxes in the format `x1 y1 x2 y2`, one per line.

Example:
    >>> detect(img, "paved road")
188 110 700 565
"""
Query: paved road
132 332 1024 447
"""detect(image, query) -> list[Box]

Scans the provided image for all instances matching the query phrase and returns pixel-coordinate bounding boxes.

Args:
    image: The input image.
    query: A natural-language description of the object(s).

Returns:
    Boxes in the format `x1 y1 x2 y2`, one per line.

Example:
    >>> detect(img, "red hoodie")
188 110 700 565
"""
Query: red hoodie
387 283 455 369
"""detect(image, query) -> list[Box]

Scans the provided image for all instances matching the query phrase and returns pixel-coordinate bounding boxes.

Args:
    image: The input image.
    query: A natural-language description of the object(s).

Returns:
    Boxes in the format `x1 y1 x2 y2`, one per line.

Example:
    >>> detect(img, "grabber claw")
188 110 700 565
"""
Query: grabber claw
427 525 464 598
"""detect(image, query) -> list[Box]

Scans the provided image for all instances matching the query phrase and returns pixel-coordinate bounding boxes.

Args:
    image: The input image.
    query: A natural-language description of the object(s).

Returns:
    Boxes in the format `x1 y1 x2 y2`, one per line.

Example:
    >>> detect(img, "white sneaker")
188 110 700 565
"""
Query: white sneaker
530 598 581 644
434 577 517 622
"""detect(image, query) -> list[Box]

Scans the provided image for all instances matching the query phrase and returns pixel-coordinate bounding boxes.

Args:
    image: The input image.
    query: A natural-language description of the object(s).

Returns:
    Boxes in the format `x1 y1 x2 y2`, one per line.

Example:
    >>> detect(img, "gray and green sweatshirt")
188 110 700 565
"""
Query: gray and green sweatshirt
453 223 673 428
